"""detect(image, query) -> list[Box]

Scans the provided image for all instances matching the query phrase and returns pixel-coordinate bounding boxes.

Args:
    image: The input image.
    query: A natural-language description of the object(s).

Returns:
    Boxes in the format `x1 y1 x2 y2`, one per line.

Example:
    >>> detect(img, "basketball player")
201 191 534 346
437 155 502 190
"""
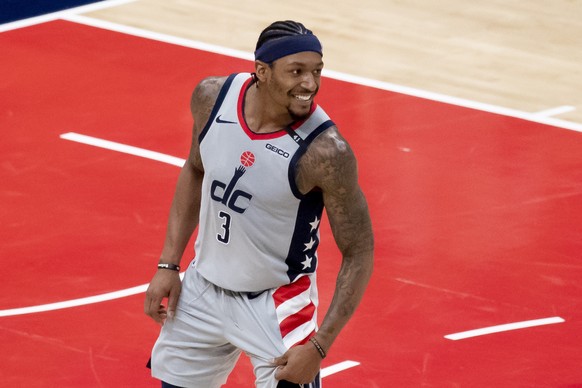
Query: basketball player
145 20 374 388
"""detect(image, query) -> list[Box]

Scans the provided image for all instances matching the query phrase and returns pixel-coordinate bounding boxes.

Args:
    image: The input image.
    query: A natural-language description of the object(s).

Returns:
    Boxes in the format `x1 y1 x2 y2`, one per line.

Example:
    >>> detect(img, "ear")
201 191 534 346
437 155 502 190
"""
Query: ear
254 60 270 83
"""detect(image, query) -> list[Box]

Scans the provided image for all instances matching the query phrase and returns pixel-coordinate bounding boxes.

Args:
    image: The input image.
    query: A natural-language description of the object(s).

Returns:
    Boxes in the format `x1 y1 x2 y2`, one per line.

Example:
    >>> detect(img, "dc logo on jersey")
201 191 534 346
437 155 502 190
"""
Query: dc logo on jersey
210 152 254 214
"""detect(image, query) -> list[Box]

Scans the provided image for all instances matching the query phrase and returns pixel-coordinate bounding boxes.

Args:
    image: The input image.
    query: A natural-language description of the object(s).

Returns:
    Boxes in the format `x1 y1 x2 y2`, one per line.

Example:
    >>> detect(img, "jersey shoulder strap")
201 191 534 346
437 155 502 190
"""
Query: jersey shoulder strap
199 73 250 143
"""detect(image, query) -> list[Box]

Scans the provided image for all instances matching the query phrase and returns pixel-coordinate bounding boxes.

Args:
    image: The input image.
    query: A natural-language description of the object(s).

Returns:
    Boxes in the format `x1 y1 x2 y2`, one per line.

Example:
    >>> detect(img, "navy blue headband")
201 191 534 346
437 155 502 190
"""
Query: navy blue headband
255 34 323 63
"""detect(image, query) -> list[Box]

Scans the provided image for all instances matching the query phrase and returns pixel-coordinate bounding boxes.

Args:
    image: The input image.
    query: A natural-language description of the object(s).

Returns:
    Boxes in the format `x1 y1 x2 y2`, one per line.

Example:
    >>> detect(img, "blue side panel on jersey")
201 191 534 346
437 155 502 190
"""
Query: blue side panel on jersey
0 0 104 24
285 191 324 282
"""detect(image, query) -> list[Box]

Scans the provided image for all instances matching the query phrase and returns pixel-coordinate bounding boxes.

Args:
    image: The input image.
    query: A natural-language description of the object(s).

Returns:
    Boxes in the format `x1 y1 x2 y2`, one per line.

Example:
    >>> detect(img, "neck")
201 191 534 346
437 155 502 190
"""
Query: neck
243 81 294 134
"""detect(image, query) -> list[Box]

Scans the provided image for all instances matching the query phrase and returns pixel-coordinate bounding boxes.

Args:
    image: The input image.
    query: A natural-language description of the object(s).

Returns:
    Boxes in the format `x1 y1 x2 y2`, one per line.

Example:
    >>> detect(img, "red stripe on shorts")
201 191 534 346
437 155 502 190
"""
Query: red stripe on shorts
272 275 311 308
279 302 316 338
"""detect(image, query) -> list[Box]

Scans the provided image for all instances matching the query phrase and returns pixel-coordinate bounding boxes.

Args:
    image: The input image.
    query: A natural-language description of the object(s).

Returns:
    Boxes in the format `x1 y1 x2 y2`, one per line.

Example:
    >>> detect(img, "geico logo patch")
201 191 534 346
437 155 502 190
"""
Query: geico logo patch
266 143 290 158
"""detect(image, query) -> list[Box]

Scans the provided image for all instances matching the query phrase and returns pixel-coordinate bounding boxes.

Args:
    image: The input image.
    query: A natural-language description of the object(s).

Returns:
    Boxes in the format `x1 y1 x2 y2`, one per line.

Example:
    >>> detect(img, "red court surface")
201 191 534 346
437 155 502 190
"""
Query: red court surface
1 20 582 387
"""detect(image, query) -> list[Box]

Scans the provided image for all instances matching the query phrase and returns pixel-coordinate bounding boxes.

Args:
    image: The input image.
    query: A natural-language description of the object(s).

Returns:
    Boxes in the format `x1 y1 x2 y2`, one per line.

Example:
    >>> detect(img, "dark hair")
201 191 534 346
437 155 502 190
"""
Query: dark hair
255 20 314 51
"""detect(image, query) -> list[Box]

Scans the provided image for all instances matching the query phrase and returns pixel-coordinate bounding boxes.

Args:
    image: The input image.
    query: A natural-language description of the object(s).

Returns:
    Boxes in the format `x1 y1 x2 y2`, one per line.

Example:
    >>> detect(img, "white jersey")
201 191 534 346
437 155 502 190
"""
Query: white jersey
192 73 335 292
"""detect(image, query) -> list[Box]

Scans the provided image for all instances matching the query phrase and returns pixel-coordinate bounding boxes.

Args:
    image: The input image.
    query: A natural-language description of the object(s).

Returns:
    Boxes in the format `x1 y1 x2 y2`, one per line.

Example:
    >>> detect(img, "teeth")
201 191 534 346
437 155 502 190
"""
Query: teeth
295 94 311 101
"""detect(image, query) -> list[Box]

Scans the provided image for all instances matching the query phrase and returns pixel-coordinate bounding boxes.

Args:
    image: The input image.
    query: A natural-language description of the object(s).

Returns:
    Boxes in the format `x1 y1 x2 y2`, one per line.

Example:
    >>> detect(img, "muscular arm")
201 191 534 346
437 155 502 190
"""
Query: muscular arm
300 126 374 351
158 77 226 264
275 127 374 383
144 76 226 324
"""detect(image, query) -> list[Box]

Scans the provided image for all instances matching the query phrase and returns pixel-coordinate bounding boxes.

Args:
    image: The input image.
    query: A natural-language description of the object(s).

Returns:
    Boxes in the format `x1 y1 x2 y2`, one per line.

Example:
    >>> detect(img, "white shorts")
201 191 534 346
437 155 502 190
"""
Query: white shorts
151 266 321 388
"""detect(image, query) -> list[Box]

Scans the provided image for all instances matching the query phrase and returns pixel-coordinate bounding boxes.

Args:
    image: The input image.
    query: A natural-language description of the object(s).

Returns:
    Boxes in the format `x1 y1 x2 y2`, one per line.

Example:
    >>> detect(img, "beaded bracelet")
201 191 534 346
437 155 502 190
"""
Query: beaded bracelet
157 263 181 271
309 337 326 359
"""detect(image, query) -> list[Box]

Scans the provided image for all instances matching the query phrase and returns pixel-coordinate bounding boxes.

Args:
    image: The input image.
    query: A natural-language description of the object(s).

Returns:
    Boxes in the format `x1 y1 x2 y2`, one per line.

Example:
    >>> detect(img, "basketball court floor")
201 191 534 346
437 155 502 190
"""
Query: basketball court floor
1 1 581 386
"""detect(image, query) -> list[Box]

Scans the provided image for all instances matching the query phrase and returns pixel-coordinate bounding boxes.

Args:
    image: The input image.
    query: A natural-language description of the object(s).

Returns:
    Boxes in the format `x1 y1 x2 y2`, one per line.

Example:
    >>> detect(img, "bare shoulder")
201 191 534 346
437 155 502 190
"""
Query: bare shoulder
296 126 358 194
190 76 228 131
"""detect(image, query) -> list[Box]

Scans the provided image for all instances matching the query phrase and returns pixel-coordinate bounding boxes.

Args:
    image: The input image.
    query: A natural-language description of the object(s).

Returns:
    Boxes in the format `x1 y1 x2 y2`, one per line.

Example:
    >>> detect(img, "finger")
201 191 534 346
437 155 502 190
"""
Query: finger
148 297 163 317
166 287 180 319
145 294 164 321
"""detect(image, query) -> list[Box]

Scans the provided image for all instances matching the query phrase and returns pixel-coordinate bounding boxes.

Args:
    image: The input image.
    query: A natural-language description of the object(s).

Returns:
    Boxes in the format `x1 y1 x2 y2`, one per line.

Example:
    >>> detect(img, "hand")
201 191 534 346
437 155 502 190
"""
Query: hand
144 269 182 324
273 342 322 384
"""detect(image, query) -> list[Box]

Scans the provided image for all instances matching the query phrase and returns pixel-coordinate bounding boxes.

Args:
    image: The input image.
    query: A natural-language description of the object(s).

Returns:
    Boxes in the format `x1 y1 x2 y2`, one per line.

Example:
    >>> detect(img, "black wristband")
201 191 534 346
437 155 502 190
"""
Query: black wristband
309 337 326 359
157 263 180 271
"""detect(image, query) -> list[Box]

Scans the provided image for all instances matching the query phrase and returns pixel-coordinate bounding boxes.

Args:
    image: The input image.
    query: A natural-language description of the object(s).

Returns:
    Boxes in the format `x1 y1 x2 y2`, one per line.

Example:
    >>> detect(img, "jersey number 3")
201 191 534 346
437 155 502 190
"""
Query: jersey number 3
217 211 231 244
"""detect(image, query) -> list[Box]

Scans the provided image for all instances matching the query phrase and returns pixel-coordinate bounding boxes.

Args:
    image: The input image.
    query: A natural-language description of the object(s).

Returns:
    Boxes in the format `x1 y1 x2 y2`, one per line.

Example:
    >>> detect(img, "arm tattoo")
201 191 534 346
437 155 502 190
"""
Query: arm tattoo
298 127 374 347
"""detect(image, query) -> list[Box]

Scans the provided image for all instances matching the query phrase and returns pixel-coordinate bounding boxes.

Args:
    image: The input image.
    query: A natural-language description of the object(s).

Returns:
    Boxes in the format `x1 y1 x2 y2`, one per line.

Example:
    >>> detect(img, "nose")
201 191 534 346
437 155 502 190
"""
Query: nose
300 73 317 92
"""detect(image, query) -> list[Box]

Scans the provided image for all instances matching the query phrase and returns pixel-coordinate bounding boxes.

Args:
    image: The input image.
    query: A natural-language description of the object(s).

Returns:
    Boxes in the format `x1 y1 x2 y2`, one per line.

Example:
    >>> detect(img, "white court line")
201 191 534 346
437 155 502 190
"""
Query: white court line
62 14 254 61
0 0 136 32
444 316 565 340
0 284 147 317
321 361 360 377
57 14 582 134
3 11 581 132
0 273 184 317
0 133 185 318
533 105 576 118
60 132 185 167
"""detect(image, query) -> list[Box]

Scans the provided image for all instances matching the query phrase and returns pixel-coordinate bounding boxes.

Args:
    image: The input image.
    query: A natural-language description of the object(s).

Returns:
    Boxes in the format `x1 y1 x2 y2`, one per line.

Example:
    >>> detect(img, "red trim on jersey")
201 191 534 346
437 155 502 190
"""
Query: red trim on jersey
237 76 318 140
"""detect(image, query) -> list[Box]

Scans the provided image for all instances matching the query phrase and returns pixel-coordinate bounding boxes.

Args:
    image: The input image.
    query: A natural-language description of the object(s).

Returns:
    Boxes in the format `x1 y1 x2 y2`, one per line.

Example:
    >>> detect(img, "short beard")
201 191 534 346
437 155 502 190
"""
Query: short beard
288 102 313 122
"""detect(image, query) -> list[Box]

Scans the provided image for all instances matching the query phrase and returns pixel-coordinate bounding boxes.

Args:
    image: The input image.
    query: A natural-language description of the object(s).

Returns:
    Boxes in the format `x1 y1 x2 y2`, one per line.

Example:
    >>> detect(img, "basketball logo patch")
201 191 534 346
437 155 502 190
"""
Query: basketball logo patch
240 151 255 167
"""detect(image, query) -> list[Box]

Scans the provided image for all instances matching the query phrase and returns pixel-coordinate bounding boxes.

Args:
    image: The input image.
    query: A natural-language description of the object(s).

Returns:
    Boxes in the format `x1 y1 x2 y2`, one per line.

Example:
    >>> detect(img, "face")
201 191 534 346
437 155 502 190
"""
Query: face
258 51 324 121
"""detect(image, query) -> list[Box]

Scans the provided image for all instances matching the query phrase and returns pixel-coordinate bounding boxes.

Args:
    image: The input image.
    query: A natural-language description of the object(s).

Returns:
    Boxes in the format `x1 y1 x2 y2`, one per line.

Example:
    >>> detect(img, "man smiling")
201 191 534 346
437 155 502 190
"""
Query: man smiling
145 20 374 388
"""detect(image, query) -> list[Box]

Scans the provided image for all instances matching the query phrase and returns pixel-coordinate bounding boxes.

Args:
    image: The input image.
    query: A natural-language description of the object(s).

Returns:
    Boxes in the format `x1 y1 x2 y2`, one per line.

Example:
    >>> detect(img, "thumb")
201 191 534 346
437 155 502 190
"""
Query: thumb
273 355 288 380
274 363 287 381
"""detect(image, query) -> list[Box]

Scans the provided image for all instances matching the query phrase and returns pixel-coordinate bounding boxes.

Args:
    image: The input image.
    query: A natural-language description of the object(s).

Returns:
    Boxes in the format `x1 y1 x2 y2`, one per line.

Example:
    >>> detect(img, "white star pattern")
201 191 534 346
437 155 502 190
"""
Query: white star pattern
301 255 313 270
309 216 320 232
303 237 316 251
